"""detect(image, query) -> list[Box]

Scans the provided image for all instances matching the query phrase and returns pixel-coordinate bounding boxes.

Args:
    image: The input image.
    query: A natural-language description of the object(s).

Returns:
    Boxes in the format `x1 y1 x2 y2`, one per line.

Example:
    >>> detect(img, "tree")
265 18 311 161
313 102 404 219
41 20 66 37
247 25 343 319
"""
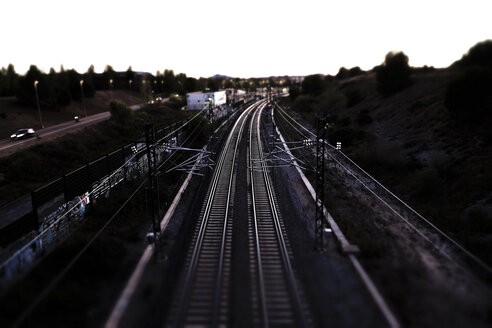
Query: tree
176 73 187 94
301 74 324 96
163 69 178 94
102 65 116 89
15 65 47 106
445 66 492 123
126 66 135 90
47 67 71 108
207 78 219 92
445 40 492 123
375 51 412 96
0 64 18 96
289 84 301 100
336 67 350 80
456 39 492 69
82 65 96 97
185 77 198 92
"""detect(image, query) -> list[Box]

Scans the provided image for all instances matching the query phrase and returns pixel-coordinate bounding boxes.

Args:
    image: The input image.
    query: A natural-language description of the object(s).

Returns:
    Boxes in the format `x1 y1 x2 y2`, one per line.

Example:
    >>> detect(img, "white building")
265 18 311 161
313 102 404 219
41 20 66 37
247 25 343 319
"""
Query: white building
186 91 227 110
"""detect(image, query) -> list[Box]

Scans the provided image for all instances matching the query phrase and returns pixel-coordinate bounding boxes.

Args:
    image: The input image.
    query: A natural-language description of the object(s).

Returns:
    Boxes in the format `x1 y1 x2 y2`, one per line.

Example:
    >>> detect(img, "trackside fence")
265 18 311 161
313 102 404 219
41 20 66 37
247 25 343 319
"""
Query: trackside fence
0 120 189 288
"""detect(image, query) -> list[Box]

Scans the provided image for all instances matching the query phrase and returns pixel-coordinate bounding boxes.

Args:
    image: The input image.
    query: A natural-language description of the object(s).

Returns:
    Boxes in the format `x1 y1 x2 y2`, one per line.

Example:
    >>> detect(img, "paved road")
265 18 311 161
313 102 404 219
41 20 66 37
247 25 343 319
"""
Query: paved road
0 104 143 158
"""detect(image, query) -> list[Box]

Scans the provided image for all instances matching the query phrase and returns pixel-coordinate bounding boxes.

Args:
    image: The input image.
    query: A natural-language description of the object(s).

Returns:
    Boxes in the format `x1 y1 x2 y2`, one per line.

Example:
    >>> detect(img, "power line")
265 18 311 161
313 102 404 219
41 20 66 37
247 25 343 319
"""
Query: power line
12 117 210 326
273 101 492 275
12 178 148 328
1 116 204 275
273 101 315 138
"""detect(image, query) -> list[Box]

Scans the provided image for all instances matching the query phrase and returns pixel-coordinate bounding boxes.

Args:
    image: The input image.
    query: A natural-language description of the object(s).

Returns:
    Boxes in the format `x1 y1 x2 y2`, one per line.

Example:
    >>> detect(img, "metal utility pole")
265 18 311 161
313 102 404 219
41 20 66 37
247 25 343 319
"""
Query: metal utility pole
315 118 328 250
80 80 87 118
34 80 44 128
145 123 160 250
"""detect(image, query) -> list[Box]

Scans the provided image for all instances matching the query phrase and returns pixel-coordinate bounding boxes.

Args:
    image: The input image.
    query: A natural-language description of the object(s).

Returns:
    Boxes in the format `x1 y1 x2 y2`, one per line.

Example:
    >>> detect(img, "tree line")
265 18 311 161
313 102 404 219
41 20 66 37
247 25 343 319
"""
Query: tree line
290 40 492 124
0 64 291 110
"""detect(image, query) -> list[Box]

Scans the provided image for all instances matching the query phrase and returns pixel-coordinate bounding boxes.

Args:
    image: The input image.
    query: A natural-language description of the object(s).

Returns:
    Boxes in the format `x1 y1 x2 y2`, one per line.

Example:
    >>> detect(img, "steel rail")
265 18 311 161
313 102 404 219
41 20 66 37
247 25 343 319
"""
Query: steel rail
249 103 307 327
211 100 250 326
249 102 270 327
174 102 259 327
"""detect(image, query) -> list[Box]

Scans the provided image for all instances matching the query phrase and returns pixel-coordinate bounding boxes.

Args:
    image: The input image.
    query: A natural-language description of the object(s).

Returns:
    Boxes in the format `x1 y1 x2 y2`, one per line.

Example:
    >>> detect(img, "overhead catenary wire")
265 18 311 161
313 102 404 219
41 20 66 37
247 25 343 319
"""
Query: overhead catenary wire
274 101 492 275
12 178 148 328
1 115 205 274
11 112 212 326
0 147 144 271
273 107 317 172
274 105 310 140
157 106 208 143
273 101 316 138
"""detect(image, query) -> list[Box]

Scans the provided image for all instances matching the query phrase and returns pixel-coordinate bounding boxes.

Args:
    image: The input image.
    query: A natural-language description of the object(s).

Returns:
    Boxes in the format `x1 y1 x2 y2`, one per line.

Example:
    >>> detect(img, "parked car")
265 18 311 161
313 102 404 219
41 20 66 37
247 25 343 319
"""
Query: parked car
10 128 35 140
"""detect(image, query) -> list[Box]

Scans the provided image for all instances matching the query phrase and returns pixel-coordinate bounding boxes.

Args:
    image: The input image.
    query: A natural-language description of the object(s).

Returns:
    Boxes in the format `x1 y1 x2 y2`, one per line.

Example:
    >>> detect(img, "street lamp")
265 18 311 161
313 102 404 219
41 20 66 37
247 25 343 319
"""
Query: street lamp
80 80 87 118
109 79 114 98
129 79 133 90
34 80 44 128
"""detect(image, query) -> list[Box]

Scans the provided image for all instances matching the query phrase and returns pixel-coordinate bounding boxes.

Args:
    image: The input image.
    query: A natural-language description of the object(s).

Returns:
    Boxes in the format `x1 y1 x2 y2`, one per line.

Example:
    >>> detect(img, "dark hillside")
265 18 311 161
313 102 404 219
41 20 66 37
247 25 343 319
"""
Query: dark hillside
286 64 492 266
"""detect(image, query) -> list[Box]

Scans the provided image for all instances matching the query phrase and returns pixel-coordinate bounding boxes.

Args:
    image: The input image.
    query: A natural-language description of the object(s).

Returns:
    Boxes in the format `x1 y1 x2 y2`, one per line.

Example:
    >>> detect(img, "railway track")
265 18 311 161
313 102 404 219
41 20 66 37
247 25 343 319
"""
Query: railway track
167 100 310 327
248 103 310 327
167 102 258 327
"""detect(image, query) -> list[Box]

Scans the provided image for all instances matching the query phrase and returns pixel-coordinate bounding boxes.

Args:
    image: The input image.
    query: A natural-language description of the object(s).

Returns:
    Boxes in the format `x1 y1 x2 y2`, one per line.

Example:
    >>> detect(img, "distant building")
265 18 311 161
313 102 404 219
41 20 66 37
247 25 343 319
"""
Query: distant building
225 88 247 106
186 91 227 110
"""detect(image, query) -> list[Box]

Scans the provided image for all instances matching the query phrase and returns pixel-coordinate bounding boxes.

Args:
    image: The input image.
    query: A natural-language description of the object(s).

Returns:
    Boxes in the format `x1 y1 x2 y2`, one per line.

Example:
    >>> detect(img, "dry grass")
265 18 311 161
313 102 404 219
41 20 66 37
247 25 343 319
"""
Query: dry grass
0 90 143 138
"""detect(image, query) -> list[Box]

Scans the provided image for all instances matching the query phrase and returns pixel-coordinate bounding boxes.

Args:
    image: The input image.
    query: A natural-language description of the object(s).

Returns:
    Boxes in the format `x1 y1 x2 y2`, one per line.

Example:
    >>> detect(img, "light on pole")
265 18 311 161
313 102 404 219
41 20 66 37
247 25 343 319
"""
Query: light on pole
109 79 114 99
80 80 87 118
34 80 44 128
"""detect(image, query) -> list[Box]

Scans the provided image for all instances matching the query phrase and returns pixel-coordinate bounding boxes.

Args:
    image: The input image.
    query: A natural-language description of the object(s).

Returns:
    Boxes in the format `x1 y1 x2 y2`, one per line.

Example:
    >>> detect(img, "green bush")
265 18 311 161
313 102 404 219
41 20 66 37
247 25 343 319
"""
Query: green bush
109 100 133 124
375 51 412 96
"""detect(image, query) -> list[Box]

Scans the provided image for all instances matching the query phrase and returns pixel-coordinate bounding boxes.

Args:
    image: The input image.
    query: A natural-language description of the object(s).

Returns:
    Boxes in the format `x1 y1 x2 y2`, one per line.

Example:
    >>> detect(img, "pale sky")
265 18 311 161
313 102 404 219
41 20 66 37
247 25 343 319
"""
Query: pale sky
1 0 491 78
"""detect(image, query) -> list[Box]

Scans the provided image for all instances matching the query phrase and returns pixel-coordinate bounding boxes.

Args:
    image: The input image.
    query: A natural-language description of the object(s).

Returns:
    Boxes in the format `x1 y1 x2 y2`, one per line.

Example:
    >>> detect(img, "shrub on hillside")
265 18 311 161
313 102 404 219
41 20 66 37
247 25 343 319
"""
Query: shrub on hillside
444 67 492 123
353 139 407 171
318 84 346 115
445 40 492 123
289 84 301 100
411 167 440 199
336 67 350 80
336 66 364 80
456 39 492 69
345 88 364 107
293 95 317 113
327 127 368 148
109 100 133 124
301 74 324 96
375 51 412 96
356 109 373 126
